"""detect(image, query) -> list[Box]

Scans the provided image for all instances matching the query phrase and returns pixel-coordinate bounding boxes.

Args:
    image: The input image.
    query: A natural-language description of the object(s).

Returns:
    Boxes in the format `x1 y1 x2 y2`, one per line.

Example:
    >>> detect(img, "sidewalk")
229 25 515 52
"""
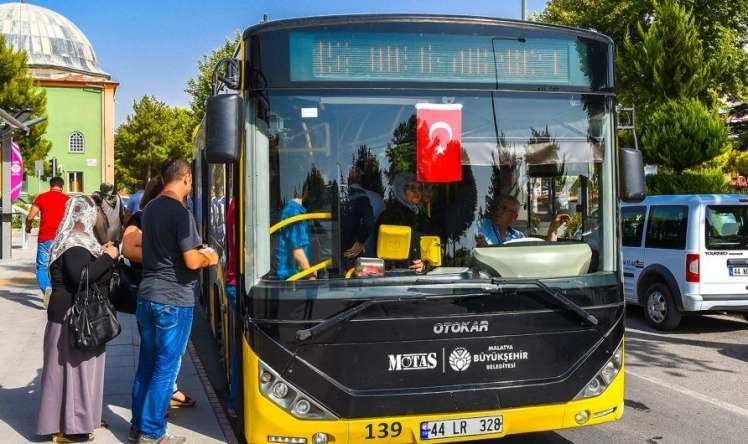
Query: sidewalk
0 232 232 443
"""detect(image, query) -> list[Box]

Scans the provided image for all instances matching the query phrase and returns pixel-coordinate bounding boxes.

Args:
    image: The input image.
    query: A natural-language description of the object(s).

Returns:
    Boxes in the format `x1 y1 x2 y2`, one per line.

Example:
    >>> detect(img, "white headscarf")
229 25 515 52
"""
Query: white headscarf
48 195 103 266
392 172 421 214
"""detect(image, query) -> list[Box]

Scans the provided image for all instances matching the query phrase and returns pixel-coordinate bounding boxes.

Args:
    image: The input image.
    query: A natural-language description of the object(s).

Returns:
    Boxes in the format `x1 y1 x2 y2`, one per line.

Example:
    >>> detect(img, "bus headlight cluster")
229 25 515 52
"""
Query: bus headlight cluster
574 342 623 400
259 361 337 420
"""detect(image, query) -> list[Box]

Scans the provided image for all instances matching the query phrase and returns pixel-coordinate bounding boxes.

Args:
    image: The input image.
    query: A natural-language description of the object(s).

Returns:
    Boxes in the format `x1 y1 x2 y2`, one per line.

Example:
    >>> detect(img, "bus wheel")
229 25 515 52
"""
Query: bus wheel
643 283 681 330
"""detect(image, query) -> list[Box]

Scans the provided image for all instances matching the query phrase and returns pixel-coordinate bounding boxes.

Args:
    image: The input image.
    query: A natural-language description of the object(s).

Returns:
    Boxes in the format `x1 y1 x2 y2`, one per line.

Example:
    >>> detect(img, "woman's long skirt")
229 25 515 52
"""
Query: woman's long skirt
36 320 106 436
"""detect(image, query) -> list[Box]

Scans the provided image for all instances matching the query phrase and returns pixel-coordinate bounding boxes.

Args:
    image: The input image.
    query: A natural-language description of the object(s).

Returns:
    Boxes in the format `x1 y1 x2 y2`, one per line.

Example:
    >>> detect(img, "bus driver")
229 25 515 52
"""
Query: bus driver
476 194 571 246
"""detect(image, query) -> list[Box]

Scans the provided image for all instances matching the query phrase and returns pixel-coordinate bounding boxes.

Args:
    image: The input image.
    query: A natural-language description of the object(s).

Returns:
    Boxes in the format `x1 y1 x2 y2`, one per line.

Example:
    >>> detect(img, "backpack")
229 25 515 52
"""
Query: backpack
93 196 124 244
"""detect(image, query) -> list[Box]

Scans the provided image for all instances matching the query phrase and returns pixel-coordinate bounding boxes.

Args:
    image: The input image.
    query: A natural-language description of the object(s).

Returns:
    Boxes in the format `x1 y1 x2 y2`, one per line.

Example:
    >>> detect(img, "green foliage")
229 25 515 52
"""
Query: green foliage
537 0 748 101
0 35 51 174
730 103 748 151
618 0 711 107
535 0 653 56
641 99 727 172
734 150 748 176
185 33 241 122
646 169 729 194
350 145 385 195
114 96 195 190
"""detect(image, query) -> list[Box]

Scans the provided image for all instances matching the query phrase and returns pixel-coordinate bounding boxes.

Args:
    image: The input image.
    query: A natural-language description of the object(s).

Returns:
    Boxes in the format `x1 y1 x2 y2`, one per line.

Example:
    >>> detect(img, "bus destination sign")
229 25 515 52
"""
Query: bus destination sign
289 31 586 85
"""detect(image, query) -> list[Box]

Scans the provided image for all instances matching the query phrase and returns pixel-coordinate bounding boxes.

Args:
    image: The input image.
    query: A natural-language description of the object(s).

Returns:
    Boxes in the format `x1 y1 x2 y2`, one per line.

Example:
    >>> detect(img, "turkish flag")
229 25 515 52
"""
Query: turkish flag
416 103 463 183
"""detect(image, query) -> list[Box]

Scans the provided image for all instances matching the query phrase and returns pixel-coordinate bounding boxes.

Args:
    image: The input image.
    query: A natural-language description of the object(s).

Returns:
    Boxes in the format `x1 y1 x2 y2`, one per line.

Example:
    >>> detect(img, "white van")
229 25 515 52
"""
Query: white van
621 195 748 330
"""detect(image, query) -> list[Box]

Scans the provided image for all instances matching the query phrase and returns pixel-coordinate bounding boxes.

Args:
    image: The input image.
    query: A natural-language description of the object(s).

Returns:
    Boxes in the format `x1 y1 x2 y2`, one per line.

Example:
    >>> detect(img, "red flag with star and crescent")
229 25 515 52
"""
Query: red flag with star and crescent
415 103 463 183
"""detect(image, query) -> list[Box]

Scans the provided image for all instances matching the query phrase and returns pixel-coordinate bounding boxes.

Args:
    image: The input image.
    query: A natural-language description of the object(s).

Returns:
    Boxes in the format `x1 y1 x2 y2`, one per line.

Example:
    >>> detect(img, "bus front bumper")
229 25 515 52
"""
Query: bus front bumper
242 339 624 444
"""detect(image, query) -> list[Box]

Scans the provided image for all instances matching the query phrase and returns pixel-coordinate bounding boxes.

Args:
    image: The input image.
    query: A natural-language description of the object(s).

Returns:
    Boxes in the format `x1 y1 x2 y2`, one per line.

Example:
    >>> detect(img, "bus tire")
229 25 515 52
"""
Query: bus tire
643 283 682 330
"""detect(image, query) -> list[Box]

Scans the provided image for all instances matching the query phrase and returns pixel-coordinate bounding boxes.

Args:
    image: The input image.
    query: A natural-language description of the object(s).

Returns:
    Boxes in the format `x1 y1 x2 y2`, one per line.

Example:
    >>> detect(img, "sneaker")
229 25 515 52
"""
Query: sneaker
138 434 186 444
127 426 140 442
43 287 52 309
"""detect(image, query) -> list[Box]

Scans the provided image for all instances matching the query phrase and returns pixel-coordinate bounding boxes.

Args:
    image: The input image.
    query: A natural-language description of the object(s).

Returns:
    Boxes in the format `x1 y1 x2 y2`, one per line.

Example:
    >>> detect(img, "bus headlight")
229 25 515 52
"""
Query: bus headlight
272 382 290 399
293 399 311 416
259 361 337 420
574 341 623 400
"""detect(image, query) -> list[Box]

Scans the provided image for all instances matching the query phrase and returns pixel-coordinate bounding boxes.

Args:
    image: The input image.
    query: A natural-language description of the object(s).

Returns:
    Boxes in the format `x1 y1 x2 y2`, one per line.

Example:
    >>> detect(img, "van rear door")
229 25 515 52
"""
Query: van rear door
700 204 748 297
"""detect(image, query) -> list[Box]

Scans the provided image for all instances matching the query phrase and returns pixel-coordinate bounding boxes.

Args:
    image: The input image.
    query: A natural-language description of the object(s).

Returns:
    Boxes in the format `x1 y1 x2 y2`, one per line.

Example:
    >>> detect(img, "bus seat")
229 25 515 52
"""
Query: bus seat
420 236 442 267
377 225 411 260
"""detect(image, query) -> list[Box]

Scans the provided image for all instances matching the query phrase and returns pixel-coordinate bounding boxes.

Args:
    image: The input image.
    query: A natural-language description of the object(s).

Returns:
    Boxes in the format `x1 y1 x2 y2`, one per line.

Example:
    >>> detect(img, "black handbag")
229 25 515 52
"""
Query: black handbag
69 267 122 350
111 258 140 314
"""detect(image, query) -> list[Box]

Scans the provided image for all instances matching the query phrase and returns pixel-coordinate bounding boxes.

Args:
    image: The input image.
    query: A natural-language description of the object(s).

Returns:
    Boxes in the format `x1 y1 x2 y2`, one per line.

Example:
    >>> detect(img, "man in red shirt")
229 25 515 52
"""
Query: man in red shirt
25 177 69 308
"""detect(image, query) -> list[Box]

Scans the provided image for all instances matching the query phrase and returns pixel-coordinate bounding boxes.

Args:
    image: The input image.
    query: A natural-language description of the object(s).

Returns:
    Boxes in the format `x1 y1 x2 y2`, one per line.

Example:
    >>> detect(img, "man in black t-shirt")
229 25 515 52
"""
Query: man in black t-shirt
129 158 218 444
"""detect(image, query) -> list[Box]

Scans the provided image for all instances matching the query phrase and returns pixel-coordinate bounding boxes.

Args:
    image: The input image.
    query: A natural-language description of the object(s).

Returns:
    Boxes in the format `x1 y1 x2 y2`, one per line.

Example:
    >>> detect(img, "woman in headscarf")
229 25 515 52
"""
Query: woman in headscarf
36 196 119 443
379 172 432 272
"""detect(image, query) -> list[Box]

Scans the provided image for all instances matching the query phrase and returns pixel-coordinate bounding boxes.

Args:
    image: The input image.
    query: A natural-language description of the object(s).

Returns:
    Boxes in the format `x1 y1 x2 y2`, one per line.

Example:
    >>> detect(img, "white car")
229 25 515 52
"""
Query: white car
621 195 748 330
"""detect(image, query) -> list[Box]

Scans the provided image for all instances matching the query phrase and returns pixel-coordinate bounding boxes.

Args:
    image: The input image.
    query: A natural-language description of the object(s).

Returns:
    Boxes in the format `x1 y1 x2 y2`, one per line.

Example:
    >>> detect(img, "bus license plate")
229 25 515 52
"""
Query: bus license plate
420 416 503 440
729 267 748 276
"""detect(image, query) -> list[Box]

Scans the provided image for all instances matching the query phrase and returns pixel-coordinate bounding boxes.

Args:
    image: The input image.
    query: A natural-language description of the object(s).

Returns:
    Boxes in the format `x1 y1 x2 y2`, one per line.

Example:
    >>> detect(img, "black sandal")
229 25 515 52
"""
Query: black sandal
169 390 196 408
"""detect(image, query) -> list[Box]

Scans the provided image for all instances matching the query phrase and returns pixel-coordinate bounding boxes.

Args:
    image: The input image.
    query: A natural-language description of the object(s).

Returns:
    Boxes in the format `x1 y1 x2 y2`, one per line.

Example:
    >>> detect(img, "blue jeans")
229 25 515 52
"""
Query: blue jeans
131 301 194 439
226 285 239 412
35 240 53 293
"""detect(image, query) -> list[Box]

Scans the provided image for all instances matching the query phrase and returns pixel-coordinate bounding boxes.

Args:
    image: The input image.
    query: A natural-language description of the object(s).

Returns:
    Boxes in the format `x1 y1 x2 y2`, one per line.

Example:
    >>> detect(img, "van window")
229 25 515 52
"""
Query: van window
706 205 748 250
645 205 688 249
621 206 646 247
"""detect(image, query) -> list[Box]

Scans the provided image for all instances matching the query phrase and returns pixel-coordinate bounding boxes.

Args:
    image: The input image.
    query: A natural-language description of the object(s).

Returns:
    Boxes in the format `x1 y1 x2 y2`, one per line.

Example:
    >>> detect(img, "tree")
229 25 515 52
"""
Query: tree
618 0 712 109
114 96 195 190
350 145 384 195
0 35 50 174
537 0 748 101
730 102 748 151
640 98 727 173
185 33 241 122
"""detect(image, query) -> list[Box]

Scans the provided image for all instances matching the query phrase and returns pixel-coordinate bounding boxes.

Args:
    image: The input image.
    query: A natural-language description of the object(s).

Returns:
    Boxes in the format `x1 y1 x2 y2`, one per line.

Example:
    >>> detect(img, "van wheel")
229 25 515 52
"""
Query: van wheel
643 283 682 330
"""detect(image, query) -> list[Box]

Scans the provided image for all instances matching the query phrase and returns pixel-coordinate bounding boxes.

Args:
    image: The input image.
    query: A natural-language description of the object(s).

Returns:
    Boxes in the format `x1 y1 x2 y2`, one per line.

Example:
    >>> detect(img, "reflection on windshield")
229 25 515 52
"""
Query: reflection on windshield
706 206 748 250
264 93 610 280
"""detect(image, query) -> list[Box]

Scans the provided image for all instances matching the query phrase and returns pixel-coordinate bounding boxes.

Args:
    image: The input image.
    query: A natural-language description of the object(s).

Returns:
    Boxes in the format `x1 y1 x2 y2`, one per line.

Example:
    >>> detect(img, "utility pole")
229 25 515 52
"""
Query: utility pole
521 0 527 20
0 108 45 259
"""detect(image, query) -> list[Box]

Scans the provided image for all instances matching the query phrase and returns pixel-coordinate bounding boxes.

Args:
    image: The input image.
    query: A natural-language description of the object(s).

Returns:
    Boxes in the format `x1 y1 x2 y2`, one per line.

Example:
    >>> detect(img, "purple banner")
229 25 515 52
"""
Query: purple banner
11 141 23 202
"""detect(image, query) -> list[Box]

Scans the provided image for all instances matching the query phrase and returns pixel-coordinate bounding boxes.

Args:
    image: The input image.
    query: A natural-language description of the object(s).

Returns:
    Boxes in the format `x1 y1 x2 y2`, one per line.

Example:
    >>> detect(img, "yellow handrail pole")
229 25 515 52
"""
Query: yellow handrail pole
286 259 333 282
268 212 332 234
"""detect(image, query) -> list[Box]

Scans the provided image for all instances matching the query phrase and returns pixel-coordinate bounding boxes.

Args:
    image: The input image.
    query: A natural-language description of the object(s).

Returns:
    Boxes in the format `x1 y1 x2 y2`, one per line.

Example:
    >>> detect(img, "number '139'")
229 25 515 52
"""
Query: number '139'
364 422 402 439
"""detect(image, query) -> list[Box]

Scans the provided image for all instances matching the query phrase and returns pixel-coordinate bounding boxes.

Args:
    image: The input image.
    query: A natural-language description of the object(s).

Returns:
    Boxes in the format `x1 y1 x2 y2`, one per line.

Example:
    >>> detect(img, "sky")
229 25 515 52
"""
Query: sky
26 0 548 126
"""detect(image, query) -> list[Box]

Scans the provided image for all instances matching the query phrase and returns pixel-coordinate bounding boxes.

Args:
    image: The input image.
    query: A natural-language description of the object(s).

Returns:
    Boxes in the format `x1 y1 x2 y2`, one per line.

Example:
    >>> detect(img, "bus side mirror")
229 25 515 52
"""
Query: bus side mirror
205 94 242 163
619 147 645 203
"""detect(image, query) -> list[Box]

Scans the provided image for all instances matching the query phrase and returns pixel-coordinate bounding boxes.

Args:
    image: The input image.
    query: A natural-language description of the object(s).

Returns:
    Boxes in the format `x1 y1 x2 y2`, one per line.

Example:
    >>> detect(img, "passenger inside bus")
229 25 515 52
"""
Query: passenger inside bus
476 194 571 246
274 185 314 280
340 166 383 267
378 172 433 273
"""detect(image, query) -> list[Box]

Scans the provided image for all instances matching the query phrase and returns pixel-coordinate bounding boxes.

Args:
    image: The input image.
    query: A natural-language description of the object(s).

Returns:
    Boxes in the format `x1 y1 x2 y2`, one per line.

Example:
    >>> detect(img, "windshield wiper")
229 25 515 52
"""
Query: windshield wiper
296 296 426 341
496 278 599 326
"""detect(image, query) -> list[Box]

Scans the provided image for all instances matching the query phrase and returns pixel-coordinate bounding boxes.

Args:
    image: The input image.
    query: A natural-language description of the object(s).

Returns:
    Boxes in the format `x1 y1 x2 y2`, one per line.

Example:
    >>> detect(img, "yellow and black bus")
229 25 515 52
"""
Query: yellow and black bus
193 14 645 444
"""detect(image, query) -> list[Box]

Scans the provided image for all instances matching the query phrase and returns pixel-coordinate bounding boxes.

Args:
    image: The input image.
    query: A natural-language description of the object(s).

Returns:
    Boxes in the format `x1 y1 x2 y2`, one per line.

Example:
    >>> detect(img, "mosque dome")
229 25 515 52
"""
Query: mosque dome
0 2 107 77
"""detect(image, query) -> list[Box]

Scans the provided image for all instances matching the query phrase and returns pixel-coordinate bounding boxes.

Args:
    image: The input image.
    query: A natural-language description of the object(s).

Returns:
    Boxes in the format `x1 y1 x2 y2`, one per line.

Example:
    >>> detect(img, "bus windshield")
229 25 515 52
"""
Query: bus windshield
259 91 614 281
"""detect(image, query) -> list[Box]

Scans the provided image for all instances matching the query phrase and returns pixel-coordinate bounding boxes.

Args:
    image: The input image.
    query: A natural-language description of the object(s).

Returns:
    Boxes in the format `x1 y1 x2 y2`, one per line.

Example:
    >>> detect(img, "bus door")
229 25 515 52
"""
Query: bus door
206 162 236 379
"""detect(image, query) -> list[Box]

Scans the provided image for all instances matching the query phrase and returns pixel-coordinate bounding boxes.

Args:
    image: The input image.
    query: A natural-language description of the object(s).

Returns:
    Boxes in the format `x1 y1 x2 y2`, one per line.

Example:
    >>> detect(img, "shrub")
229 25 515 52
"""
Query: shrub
640 99 728 173
646 169 729 195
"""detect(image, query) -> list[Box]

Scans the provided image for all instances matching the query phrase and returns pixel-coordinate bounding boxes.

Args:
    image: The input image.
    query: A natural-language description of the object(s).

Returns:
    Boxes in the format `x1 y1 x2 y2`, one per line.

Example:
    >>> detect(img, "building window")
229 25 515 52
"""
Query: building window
68 172 84 193
69 131 85 153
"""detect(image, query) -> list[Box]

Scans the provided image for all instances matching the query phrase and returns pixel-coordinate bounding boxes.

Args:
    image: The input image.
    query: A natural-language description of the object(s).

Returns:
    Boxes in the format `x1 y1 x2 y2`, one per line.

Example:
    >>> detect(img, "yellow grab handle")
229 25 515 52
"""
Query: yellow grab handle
286 259 332 282
269 212 332 234
345 267 356 279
